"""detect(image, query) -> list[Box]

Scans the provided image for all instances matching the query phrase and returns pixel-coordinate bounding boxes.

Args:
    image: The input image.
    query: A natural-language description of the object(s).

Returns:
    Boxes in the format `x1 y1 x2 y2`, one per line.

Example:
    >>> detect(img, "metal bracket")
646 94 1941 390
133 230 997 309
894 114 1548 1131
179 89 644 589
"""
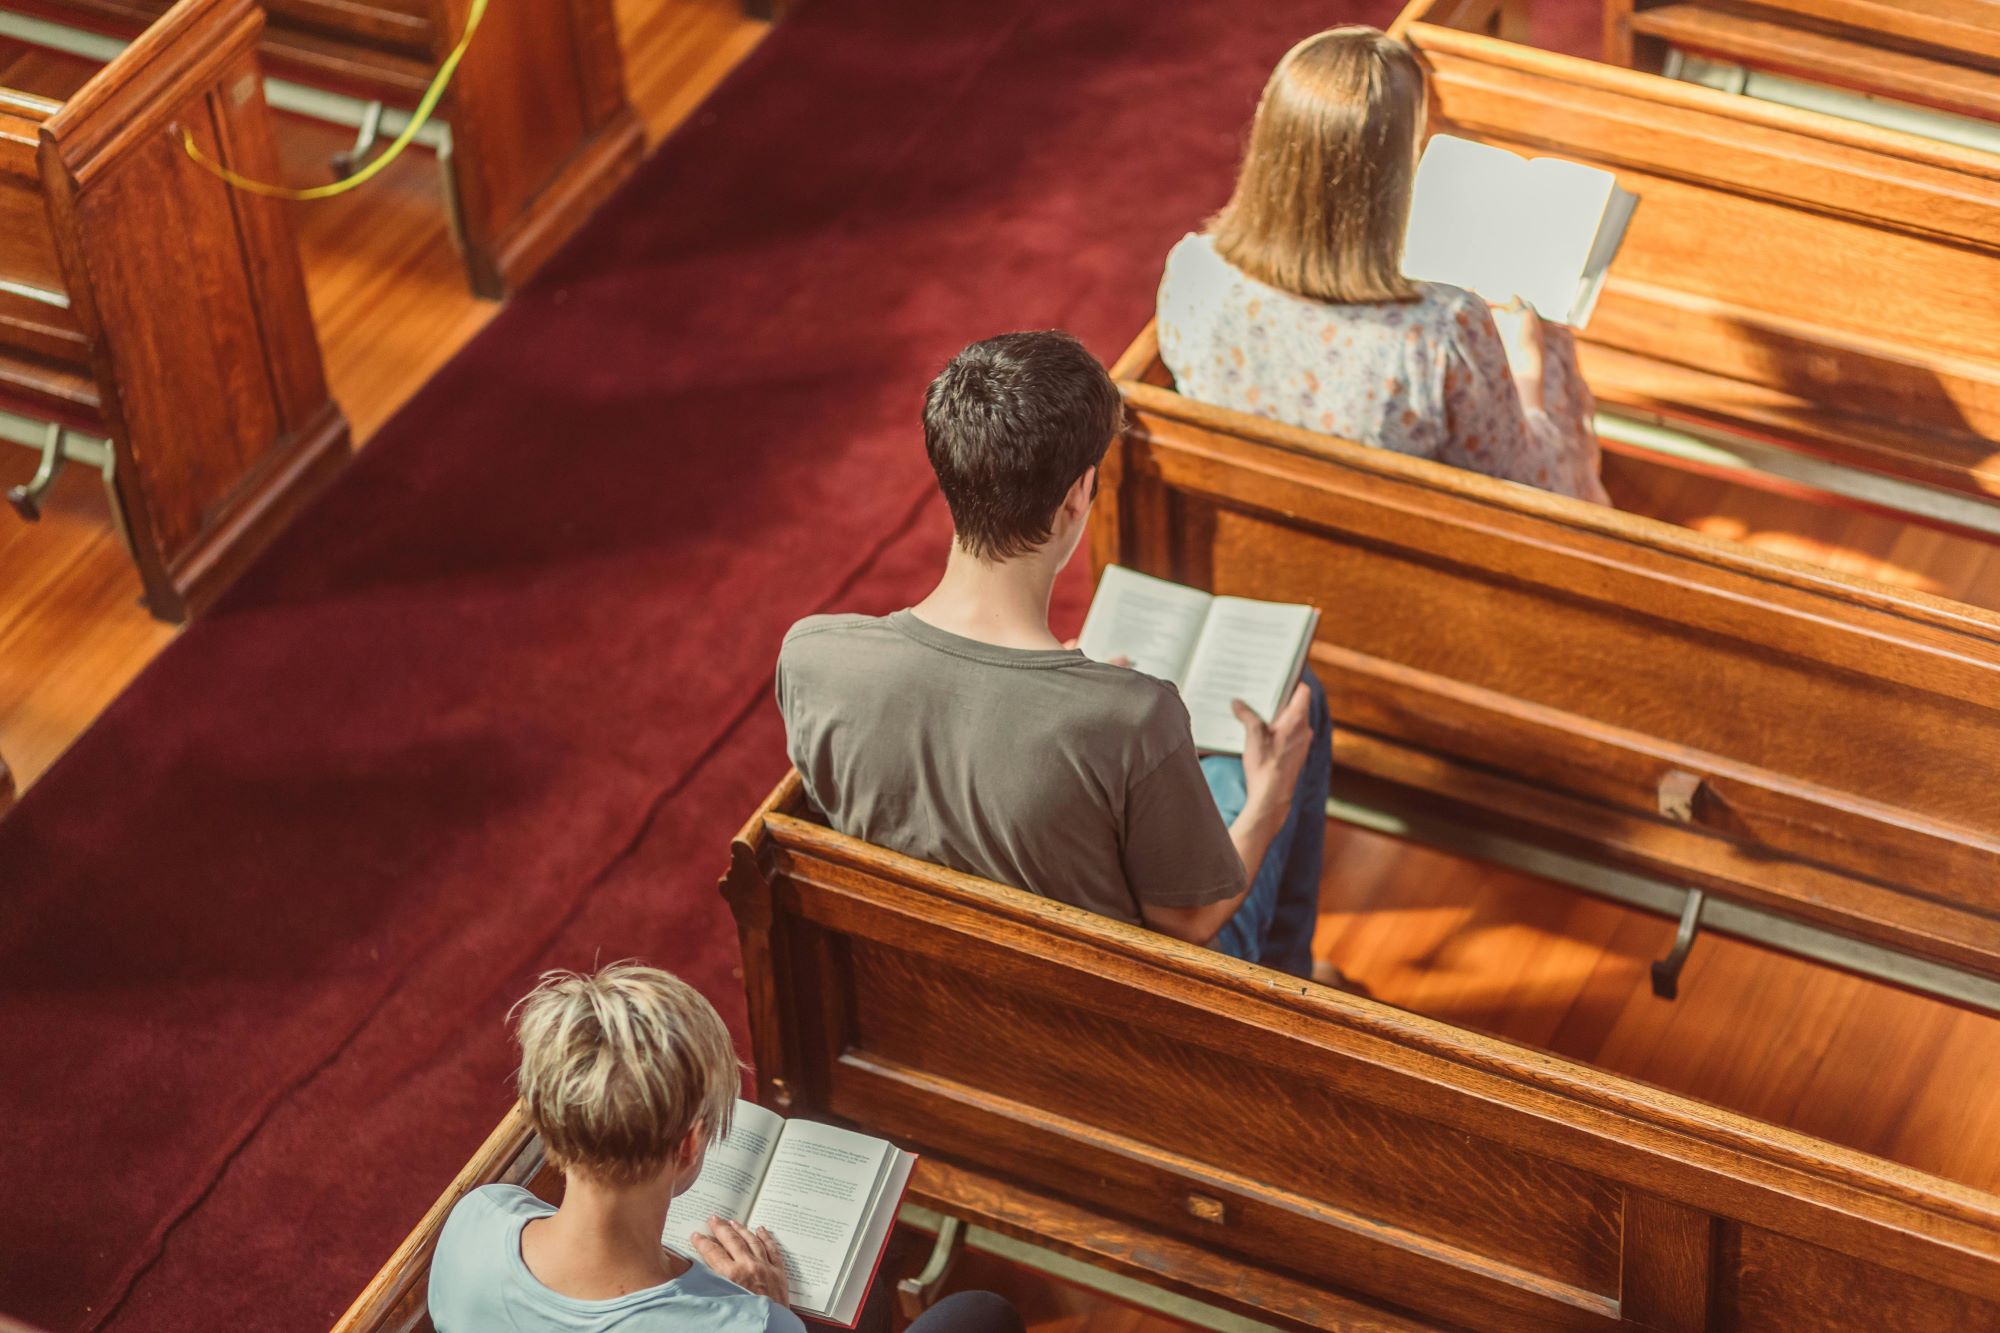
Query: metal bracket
7 422 64 521
896 1214 964 1319
331 99 386 178
1651 888 1707 1000
3 411 125 549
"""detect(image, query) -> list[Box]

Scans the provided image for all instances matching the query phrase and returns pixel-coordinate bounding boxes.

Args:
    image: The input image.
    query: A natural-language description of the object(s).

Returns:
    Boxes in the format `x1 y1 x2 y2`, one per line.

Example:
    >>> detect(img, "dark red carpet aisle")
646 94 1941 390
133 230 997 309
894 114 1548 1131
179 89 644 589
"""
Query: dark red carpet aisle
0 1 1592 1329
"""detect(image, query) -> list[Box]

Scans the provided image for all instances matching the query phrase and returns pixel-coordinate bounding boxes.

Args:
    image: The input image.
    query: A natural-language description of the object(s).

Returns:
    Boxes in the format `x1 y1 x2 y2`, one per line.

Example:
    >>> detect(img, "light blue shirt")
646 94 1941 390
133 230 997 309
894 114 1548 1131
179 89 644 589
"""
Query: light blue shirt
428 1184 807 1333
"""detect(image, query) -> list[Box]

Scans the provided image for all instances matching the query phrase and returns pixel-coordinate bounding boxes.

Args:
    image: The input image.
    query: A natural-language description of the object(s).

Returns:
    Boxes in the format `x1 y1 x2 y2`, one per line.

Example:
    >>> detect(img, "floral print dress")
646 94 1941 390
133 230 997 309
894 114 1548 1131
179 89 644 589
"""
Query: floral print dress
1156 233 1608 504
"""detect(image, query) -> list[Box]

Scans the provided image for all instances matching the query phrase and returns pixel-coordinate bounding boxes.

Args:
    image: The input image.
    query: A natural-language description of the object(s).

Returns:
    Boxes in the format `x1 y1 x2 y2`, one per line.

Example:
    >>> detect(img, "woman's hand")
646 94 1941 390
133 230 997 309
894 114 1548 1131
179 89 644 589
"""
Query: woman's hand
1489 298 1547 412
689 1217 791 1305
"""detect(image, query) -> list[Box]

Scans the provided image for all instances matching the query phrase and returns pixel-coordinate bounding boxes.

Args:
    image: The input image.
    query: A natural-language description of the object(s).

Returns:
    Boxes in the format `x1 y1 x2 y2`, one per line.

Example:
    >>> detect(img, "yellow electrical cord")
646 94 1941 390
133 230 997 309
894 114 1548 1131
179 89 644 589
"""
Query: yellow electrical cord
181 0 487 199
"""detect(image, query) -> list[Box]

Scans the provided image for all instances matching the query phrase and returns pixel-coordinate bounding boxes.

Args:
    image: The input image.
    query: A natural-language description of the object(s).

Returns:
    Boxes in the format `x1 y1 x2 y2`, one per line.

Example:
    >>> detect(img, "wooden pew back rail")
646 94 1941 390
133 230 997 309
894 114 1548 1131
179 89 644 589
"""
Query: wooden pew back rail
1104 327 2000 991
721 777 2000 1332
1395 3 2000 516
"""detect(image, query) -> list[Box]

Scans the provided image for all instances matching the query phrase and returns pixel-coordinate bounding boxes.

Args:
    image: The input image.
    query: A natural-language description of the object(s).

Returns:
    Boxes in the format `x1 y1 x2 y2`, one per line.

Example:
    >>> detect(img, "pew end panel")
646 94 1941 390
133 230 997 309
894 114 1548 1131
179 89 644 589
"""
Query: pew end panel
432 0 643 298
18 0 349 620
1395 6 2000 520
724 779 2000 1331
1104 333 2000 989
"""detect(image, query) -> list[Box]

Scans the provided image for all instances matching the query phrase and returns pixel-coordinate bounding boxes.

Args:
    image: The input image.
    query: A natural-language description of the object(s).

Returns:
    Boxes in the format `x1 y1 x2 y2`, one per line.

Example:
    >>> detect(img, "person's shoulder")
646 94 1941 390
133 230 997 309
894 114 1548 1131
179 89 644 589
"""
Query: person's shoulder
440 1184 544 1242
782 611 884 648
1416 282 1490 326
1067 665 1193 759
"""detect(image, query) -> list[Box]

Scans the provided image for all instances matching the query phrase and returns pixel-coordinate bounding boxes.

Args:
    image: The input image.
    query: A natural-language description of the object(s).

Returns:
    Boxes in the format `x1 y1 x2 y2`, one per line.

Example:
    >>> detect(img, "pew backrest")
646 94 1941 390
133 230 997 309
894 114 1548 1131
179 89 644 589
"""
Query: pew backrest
1 0 348 620
1106 324 2000 984
1397 4 2000 507
722 773 2000 1331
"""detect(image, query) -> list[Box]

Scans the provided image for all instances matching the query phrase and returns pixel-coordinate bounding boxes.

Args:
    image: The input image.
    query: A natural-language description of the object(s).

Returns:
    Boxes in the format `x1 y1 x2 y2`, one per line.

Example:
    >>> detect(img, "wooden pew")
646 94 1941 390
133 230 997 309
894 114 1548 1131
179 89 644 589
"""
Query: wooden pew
1605 0 2000 126
1390 0 2000 531
716 773 2000 1331
331 1104 549 1333
1107 323 2000 991
8 0 644 297
2 0 348 621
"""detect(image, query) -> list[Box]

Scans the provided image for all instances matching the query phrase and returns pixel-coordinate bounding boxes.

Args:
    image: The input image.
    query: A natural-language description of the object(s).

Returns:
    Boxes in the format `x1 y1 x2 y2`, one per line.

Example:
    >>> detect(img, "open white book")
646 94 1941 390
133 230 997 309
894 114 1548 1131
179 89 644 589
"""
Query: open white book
663 1100 916 1327
1400 134 1638 328
1077 565 1319 755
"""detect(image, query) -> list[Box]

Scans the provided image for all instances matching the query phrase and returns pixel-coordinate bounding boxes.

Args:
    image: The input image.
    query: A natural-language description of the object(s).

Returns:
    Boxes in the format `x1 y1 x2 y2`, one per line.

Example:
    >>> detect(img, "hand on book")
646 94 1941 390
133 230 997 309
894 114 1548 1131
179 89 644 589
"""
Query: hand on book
1233 683 1312 820
689 1216 792 1306
1489 298 1547 412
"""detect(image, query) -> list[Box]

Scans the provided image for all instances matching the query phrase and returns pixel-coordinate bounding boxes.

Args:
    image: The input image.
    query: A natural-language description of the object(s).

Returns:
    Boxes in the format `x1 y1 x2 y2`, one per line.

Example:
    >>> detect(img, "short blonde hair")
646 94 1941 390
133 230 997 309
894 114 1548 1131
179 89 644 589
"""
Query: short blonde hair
1210 26 1425 304
512 963 739 1186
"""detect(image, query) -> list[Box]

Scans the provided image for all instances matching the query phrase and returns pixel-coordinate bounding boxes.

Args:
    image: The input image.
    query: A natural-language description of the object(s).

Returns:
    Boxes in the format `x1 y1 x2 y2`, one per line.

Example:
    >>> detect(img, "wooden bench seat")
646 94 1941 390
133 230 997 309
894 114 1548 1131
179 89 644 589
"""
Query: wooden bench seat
1391 6 2000 530
1 0 348 621
7 0 645 296
709 776 2000 1331
1107 324 2000 988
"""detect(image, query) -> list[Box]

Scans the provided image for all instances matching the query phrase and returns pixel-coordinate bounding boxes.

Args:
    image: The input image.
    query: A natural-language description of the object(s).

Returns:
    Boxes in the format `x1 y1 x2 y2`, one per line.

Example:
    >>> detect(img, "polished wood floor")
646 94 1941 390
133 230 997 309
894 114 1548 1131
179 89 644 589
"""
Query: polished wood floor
0 0 767 789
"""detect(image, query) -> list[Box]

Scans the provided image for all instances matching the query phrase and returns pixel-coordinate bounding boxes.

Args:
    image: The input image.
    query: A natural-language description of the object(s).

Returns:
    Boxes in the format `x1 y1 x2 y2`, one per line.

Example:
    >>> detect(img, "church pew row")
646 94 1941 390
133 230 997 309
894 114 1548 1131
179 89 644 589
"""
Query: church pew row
1105 325 2000 988
1 0 348 621
335 774 2000 1333
9 0 644 296
1390 1 2000 526
717 775 2000 1331
1605 0 2000 125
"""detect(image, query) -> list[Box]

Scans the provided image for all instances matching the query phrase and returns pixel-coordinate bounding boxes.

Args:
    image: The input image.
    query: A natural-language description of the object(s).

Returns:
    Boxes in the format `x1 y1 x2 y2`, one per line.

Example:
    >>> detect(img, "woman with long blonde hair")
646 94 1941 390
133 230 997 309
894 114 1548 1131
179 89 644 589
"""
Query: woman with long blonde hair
1157 26 1607 502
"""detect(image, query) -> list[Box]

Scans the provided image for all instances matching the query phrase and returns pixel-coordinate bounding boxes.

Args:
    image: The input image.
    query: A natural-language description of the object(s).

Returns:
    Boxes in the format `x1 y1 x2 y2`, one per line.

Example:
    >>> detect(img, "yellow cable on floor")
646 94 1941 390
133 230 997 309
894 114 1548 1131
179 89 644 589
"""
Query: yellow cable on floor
181 0 487 199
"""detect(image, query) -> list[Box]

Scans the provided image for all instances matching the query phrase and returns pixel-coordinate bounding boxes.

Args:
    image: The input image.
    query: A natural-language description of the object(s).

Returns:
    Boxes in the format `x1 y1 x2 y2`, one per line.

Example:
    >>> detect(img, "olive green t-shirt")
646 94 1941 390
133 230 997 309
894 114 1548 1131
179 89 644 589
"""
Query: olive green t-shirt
775 610 1244 925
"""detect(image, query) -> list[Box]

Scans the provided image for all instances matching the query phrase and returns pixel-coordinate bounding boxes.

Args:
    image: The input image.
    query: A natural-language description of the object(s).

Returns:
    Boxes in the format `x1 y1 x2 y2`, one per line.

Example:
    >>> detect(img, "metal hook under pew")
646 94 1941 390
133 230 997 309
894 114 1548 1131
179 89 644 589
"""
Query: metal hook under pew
331 100 387 179
3 413 124 549
7 421 65 521
1652 888 1708 1000
896 1214 964 1318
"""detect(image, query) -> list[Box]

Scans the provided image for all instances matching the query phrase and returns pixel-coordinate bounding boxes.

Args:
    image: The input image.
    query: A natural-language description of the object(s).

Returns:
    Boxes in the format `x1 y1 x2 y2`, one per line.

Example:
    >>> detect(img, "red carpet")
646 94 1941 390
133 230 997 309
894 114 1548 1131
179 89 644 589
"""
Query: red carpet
0 1 1593 1328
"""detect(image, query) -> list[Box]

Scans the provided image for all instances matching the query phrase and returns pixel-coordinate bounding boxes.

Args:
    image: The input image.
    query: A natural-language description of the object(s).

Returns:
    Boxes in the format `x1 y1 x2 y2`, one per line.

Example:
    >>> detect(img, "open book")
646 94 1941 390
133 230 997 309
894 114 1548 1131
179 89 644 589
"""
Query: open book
663 1100 916 1327
1076 565 1319 755
1400 134 1638 328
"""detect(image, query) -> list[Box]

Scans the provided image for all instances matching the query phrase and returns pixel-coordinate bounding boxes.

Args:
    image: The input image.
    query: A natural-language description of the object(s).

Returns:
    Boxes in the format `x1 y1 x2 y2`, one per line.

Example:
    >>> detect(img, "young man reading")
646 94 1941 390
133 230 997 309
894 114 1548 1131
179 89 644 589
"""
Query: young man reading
777 331 1333 979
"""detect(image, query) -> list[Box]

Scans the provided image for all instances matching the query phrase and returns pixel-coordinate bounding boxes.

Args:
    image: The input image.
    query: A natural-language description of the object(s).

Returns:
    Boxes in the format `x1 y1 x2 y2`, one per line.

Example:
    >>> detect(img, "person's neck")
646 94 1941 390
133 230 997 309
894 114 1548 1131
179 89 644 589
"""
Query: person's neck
909 540 1067 651
522 1172 687 1299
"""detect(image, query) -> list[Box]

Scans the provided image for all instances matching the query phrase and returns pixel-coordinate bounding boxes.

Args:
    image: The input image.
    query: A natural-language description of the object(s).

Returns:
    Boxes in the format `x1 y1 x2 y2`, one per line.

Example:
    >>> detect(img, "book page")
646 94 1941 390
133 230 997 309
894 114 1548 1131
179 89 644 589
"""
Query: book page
1178 597 1318 755
1403 135 1624 326
1076 565 1212 687
1518 156 1616 322
823 1149 916 1327
1402 135 1523 300
662 1099 785 1258
744 1119 892 1315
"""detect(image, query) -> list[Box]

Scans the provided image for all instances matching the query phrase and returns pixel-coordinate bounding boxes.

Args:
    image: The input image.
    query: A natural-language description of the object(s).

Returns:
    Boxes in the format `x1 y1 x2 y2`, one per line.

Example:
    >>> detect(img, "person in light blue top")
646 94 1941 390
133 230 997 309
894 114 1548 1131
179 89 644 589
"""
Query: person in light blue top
427 962 1022 1333
428 963 801 1333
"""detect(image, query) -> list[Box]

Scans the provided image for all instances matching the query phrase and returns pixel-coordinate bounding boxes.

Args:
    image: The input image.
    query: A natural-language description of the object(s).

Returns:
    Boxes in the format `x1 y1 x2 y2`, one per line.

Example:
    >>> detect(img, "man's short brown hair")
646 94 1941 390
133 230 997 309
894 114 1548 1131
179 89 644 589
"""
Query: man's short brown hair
922 331 1123 561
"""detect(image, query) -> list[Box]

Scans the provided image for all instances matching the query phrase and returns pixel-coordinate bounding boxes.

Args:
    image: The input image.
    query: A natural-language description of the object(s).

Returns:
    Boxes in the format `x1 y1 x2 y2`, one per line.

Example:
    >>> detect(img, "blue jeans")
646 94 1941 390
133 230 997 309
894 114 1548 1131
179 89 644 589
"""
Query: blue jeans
1202 670 1331 979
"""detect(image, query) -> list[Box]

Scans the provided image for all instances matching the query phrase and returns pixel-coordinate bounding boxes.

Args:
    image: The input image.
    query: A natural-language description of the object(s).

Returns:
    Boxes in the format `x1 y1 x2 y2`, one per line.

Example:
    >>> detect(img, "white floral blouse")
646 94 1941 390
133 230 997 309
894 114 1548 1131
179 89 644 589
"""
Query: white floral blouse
1156 233 1609 504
